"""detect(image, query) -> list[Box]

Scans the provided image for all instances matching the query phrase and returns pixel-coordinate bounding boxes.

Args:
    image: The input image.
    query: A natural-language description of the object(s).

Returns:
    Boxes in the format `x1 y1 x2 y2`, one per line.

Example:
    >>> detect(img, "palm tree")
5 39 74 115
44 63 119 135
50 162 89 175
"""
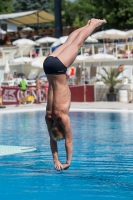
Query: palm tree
97 67 126 93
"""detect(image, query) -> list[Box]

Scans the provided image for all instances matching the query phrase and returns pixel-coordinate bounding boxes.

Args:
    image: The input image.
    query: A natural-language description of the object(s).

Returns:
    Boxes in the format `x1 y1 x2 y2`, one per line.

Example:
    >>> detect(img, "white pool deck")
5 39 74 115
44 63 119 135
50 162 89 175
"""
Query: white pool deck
0 102 133 114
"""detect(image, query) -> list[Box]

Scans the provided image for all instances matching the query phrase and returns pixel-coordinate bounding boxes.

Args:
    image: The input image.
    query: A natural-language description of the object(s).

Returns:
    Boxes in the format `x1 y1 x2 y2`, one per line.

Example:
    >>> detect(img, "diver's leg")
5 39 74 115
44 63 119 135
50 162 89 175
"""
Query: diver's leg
50 22 90 57
57 19 106 67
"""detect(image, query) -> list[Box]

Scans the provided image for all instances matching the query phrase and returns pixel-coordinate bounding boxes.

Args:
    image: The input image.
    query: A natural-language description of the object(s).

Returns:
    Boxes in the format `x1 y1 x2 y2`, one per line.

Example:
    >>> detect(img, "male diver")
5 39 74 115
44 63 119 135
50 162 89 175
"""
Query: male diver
43 18 107 170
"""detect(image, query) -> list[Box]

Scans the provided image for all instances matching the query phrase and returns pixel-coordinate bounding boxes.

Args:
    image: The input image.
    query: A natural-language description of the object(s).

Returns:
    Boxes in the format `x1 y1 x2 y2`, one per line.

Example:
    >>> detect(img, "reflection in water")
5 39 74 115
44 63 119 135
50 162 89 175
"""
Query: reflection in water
0 111 133 200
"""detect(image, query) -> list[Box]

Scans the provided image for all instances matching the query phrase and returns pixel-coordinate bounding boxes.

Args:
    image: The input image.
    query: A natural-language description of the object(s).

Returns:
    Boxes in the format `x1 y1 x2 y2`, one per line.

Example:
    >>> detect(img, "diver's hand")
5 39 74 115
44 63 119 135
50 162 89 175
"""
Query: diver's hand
62 163 70 170
54 160 63 171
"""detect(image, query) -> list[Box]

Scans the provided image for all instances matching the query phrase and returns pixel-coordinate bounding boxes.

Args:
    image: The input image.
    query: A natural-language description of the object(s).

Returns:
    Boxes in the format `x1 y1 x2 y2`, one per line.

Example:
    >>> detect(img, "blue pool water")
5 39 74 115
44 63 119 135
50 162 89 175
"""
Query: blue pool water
0 111 133 200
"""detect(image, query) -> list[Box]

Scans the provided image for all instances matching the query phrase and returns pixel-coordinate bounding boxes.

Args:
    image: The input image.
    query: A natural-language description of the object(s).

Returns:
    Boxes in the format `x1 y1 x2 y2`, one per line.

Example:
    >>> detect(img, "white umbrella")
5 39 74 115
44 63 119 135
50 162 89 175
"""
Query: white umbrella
92 29 127 39
31 56 47 68
9 57 32 64
12 38 36 46
91 29 127 56
85 53 116 62
4 60 10 73
7 29 15 33
51 36 68 47
91 31 105 40
22 27 34 31
85 36 98 43
36 37 57 44
74 55 90 63
126 30 133 38
0 28 6 34
104 29 127 39
33 35 39 40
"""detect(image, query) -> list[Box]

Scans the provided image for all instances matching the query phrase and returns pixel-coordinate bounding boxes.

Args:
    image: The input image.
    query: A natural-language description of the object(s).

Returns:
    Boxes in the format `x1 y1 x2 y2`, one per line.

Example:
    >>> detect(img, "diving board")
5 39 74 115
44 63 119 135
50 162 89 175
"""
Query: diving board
0 145 37 156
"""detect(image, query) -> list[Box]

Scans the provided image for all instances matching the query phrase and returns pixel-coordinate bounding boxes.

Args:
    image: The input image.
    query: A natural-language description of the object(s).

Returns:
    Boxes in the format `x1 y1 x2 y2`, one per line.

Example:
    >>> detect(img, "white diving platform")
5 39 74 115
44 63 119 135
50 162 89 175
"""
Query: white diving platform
0 145 37 156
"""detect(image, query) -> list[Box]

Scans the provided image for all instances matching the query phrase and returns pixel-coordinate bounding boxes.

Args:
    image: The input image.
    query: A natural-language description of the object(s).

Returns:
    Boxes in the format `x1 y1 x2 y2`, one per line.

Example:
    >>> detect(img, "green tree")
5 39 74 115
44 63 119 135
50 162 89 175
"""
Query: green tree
13 0 53 12
0 0 14 14
92 0 133 29
62 0 133 29
62 0 95 27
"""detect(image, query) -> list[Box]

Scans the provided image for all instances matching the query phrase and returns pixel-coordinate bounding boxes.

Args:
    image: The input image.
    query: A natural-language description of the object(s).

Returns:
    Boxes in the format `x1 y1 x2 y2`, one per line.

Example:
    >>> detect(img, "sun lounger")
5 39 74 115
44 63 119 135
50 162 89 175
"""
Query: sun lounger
1 79 16 86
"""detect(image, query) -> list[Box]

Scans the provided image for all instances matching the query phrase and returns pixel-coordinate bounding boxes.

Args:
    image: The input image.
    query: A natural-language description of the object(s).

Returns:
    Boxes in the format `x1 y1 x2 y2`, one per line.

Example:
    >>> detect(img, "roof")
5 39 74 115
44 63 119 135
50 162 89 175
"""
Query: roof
0 10 54 25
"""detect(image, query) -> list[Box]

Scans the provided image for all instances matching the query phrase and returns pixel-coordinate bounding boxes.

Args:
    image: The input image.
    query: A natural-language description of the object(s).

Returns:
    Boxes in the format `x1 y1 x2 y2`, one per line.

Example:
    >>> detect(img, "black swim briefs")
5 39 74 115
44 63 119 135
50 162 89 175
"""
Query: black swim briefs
43 56 67 75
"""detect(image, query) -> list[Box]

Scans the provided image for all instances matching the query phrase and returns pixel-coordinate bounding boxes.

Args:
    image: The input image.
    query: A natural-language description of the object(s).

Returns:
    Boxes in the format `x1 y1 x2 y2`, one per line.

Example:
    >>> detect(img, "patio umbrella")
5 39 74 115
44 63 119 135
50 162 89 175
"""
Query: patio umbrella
85 36 98 43
22 27 34 31
85 53 116 62
31 56 47 68
74 55 90 63
4 60 10 73
7 29 15 33
126 30 133 38
12 38 36 46
9 57 32 64
36 37 57 45
91 29 127 55
51 36 68 47
91 30 105 40
104 29 127 39
36 37 57 54
91 29 127 39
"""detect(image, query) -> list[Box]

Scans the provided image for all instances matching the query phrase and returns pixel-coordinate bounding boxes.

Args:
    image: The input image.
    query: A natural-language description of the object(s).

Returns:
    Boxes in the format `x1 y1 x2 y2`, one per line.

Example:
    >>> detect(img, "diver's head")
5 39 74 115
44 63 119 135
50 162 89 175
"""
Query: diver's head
51 122 65 141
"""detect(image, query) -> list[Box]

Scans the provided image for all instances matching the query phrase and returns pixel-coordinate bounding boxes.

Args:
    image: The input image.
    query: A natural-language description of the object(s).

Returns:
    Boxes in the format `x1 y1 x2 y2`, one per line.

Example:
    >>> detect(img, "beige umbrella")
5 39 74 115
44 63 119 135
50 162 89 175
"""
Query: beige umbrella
22 27 34 31
85 53 116 62
13 38 36 46
85 36 98 43
36 37 57 45
91 29 127 39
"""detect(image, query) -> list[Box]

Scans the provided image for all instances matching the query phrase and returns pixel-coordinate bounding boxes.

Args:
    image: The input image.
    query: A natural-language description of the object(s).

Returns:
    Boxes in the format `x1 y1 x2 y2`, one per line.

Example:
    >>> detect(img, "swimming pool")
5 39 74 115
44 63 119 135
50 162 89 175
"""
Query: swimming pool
0 111 133 200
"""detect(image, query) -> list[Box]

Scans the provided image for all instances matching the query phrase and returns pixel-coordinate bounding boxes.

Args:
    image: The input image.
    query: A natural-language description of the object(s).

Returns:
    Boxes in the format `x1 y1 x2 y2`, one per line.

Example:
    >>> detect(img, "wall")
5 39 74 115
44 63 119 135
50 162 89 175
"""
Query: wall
2 20 19 32
70 85 94 102
1 85 95 105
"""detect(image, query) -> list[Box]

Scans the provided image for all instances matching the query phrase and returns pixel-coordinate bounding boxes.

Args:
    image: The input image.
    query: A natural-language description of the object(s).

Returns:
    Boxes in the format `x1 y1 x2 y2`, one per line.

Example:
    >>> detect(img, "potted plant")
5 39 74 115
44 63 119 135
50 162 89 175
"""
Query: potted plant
96 67 126 101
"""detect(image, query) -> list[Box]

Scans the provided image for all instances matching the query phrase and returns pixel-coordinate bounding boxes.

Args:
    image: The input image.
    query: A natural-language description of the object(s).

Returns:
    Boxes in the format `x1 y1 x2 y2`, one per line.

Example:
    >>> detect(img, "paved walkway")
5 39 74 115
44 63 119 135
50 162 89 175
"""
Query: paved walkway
0 102 133 114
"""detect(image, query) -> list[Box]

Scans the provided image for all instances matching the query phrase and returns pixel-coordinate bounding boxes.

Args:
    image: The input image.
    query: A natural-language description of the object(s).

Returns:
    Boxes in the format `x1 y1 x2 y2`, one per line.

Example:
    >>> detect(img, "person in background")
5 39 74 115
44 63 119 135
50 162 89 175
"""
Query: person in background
0 87 3 105
85 68 89 84
36 77 42 103
6 70 14 80
44 79 49 102
13 71 18 78
19 74 27 105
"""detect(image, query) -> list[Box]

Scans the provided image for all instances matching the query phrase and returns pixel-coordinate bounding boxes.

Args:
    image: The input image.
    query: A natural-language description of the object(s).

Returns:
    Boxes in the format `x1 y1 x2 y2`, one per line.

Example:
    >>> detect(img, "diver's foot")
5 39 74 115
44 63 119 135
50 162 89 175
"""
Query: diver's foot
89 18 107 28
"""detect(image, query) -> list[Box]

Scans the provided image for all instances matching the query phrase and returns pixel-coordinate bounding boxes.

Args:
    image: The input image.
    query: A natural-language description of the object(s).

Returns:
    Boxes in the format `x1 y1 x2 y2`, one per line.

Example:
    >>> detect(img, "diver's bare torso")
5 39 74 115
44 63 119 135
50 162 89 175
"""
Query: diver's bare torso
46 74 71 120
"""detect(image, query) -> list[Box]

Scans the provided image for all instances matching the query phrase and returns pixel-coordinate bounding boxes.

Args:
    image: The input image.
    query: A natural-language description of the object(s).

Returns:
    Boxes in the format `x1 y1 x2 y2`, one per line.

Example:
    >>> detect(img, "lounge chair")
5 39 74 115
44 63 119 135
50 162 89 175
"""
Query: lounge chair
1 79 16 86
